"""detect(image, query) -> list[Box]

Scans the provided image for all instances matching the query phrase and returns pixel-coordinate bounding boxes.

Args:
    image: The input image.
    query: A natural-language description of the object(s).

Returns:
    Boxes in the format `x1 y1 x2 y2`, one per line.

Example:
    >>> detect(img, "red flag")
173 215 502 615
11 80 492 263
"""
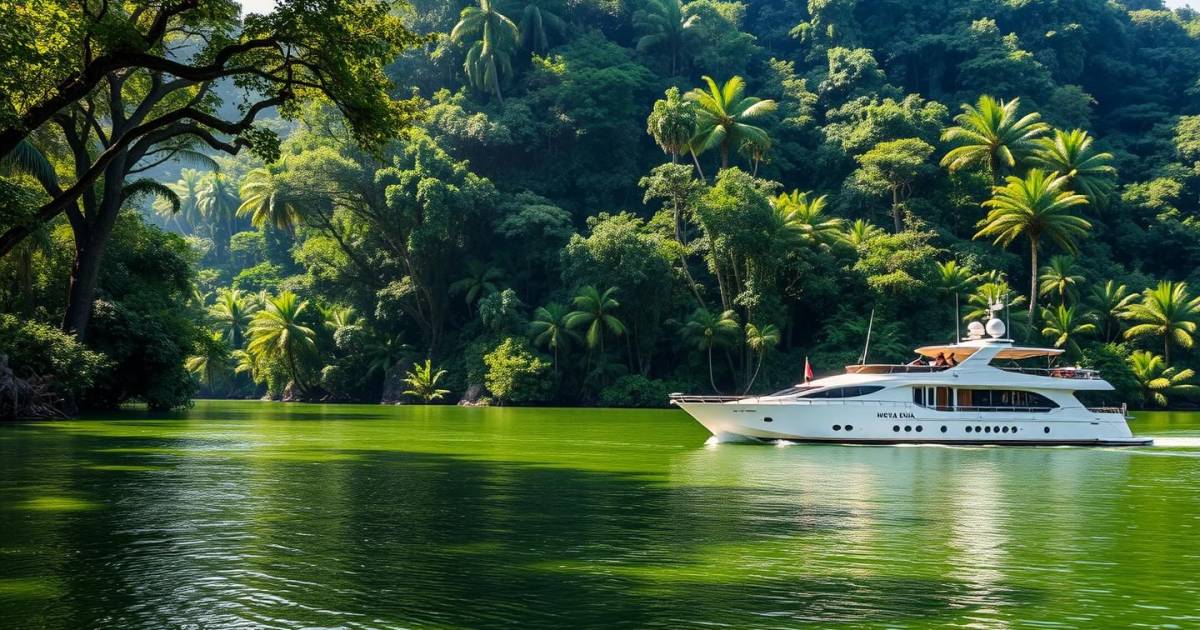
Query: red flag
804 356 814 382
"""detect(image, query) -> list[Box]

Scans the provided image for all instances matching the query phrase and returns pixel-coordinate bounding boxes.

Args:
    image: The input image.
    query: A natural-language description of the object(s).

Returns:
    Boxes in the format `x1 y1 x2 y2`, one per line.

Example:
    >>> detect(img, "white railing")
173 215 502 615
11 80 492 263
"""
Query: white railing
844 364 950 374
999 367 1101 380
1085 404 1126 415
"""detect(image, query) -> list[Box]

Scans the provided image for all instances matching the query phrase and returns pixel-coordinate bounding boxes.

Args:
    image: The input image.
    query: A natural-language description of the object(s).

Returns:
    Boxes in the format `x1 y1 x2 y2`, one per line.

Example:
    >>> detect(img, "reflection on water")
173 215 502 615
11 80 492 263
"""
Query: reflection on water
0 401 1198 629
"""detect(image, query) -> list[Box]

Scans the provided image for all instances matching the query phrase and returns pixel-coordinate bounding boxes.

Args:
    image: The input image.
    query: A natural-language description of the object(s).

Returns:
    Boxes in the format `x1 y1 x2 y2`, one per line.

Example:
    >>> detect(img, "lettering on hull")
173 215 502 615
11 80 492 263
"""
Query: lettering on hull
876 412 916 419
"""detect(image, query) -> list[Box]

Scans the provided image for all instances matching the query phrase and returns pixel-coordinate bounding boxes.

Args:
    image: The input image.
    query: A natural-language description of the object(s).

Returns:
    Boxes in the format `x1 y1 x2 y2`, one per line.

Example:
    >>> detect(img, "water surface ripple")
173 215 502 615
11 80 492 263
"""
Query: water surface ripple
1 402 1198 629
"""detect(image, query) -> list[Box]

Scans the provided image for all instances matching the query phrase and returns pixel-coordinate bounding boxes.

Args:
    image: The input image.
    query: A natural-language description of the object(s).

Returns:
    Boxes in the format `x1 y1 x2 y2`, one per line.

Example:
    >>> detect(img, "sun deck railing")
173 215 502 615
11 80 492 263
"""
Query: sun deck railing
998 367 1101 379
844 364 950 374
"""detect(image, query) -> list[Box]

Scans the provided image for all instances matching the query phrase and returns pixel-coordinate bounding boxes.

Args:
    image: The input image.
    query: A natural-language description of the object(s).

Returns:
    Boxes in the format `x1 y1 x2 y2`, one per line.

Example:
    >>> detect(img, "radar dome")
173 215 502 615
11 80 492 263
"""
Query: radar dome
966 321 985 339
986 317 1006 338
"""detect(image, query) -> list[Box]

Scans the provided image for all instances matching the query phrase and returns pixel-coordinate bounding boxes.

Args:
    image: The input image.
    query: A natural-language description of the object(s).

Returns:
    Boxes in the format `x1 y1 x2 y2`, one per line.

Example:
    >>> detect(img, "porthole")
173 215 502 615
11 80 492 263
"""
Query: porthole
1044 426 1050 434
833 424 841 431
965 426 973 433
915 425 923 432
984 426 991 433
845 425 853 431
1012 426 1018 433
764 417 773 423
904 425 913 432
893 425 900 432
940 426 948 433
1001 426 1009 434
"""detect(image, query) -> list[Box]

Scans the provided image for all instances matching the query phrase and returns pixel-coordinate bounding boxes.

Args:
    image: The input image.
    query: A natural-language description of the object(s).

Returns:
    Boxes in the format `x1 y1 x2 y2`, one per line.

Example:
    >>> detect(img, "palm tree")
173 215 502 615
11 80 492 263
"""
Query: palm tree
402 359 451 402
975 169 1091 323
682 308 740 393
840 218 884 248
197 172 240 254
529 303 579 373
232 349 261 385
565 286 626 354
186 332 232 393
238 166 301 230
1031 129 1116 206
1038 255 1083 306
964 279 1030 338
1039 304 1096 358
451 0 520 104
210 287 258 348
505 0 565 53
1087 280 1137 342
364 332 412 380
933 260 974 335
646 87 697 164
686 75 777 170
1122 281 1200 365
743 322 780 394
1128 350 1200 408
321 305 360 332
450 261 505 310
247 292 319 394
1 139 59 191
772 191 842 247
940 95 1049 181
157 168 207 230
633 0 698 75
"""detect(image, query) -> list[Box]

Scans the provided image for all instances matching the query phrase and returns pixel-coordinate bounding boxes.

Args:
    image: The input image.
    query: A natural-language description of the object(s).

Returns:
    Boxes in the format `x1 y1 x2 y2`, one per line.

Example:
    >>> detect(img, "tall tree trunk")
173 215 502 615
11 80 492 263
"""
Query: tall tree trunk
707 345 718 394
1028 236 1039 328
62 154 129 338
62 228 104 337
744 352 764 395
690 150 706 182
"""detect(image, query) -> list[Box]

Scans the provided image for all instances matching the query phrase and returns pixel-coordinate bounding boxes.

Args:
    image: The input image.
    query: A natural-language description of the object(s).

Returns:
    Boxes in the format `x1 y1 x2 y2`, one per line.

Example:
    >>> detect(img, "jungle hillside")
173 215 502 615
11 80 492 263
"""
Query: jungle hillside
3 0 1200 416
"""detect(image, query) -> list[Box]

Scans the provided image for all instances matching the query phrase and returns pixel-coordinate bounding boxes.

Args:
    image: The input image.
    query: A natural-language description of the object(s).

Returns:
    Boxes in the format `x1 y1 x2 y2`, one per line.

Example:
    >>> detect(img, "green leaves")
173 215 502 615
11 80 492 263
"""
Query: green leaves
941 95 1049 177
401 359 450 402
976 169 1090 253
1122 281 1200 365
1030 129 1116 206
566 285 626 350
686 75 777 169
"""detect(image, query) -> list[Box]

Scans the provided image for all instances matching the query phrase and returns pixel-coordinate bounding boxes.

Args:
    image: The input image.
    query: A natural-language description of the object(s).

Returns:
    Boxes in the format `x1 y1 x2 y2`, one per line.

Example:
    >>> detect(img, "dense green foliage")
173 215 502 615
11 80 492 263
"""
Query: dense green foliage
4 0 1200 411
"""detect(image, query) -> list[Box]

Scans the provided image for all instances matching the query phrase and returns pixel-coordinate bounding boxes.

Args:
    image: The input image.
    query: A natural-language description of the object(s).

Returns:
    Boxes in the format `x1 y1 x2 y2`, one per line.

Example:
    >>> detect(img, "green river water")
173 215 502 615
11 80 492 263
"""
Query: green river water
1 401 1198 629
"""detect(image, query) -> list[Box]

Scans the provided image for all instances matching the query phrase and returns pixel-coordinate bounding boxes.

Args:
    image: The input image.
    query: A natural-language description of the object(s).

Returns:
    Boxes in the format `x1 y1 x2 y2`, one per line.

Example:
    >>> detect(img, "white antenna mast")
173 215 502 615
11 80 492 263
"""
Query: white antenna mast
860 308 875 365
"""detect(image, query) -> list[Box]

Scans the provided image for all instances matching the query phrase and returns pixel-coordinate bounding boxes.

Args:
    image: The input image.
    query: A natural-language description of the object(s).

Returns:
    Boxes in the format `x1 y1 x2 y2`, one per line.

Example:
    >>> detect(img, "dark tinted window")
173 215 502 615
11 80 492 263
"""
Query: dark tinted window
961 389 1057 411
803 385 885 399
770 386 819 397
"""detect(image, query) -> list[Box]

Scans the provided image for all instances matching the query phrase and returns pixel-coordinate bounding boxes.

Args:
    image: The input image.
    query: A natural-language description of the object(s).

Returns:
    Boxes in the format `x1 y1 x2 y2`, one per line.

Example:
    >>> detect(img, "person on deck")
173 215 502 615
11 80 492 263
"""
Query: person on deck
933 353 948 367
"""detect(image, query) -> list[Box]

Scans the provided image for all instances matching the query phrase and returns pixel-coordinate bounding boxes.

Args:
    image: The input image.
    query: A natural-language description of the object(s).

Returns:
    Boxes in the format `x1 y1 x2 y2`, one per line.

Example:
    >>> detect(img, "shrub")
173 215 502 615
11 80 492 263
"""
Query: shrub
483 337 553 404
599 375 672 407
1078 342 1141 407
0 314 107 405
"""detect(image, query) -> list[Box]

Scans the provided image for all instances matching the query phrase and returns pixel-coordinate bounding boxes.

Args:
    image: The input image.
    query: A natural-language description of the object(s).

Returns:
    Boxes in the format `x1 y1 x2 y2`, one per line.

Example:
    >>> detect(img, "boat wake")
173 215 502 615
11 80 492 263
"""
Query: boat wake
1138 436 1200 449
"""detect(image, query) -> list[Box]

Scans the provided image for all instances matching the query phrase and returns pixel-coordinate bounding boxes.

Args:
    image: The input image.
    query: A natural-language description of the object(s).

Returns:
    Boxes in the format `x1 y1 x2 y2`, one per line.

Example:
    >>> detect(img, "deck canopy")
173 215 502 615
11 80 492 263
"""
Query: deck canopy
913 344 1063 360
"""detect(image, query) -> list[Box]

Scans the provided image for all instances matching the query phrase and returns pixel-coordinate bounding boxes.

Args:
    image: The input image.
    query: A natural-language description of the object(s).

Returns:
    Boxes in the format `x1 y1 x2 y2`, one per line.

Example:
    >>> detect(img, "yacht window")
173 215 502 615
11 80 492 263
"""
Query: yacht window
912 388 925 406
768 386 819 397
802 386 885 399
957 389 1058 411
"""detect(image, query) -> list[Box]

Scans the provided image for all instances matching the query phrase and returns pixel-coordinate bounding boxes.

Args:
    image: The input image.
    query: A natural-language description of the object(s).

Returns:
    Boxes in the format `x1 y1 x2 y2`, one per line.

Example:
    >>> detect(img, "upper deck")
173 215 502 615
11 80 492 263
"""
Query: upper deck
844 364 1101 380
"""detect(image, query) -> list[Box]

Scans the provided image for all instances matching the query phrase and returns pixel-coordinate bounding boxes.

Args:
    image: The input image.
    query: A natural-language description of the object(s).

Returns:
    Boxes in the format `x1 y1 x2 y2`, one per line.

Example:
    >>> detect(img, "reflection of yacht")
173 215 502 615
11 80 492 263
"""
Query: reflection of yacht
670 313 1151 446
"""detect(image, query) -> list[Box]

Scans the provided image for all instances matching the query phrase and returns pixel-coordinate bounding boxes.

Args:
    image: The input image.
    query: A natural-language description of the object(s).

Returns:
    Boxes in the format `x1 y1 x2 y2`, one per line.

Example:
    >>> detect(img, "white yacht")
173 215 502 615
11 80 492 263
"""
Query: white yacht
670 315 1151 446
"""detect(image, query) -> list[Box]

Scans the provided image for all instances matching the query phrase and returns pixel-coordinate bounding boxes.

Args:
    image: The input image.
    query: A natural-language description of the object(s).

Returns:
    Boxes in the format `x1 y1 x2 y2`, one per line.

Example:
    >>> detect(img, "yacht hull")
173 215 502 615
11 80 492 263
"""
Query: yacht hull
675 401 1152 446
